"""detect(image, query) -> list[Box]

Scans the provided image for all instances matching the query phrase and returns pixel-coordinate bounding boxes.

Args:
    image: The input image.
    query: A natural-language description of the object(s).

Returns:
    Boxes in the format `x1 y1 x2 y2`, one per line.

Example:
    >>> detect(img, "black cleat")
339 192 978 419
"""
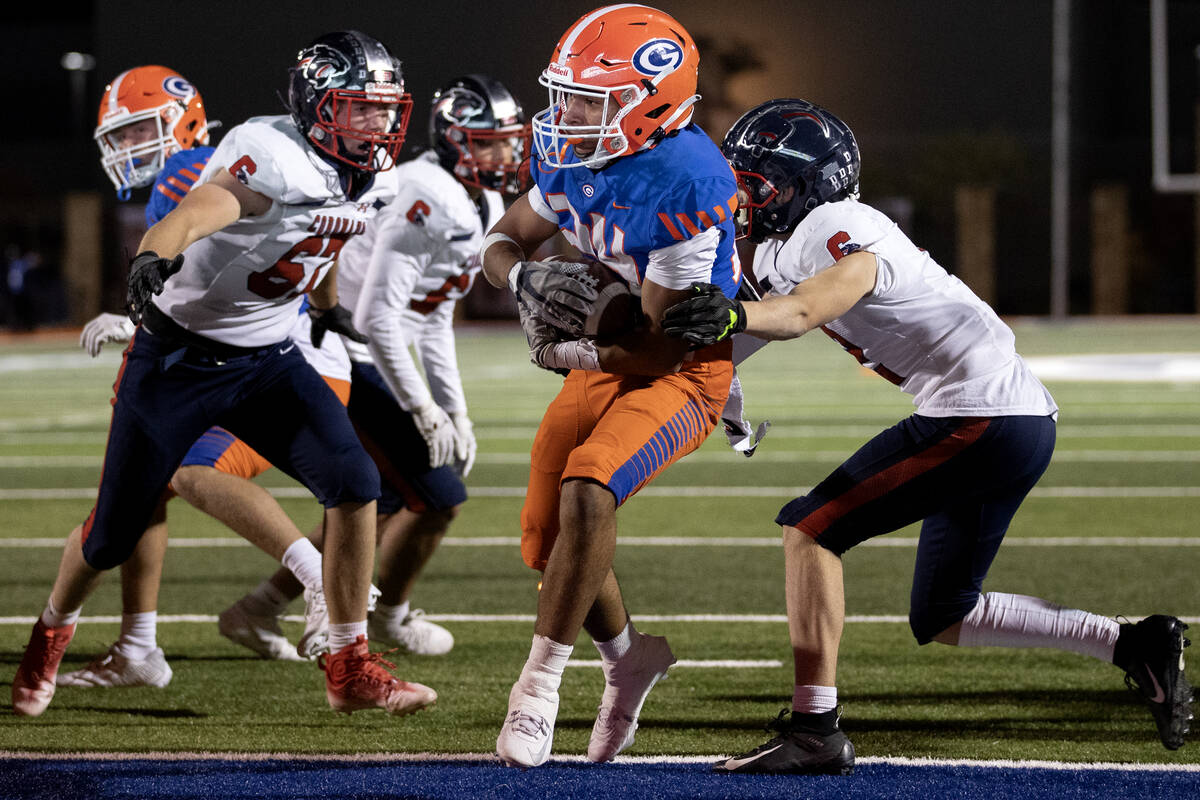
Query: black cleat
1113 614 1193 750
714 709 855 775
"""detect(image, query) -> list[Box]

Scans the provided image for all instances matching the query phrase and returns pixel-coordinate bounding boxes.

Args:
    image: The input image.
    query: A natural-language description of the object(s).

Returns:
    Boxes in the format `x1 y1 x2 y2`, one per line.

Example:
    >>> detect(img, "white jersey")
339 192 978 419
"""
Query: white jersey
290 311 351 383
338 151 501 414
154 115 398 347
754 200 1057 418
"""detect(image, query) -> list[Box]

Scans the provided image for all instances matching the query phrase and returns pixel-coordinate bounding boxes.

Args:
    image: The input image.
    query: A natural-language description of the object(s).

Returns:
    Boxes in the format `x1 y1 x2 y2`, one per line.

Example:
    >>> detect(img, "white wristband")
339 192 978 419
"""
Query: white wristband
507 262 523 294
481 232 522 262
539 339 601 372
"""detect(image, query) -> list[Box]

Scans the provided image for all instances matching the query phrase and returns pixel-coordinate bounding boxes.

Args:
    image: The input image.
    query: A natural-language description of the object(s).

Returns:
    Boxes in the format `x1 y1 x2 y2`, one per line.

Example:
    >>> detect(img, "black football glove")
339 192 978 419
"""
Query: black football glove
661 282 747 346
308 303 368 348
126 251 184 324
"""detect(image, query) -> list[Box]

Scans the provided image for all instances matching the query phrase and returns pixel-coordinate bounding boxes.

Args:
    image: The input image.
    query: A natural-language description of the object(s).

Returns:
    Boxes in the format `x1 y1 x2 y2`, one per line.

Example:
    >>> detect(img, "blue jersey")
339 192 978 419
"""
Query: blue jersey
531 125 741 298
145 146 215 226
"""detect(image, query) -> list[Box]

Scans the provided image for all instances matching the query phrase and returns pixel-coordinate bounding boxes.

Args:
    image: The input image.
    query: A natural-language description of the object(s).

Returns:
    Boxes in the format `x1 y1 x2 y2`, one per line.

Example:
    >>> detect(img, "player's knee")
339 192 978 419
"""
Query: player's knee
318 446 381 506
558 479 616 531
909 593 979 645
169 464 209 504
80 533 136 571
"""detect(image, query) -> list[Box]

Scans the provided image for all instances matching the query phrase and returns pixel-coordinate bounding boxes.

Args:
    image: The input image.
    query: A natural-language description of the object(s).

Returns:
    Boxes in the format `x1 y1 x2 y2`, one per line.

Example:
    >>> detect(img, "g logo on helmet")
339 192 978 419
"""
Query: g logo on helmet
162 76 196 102
632 38 684 77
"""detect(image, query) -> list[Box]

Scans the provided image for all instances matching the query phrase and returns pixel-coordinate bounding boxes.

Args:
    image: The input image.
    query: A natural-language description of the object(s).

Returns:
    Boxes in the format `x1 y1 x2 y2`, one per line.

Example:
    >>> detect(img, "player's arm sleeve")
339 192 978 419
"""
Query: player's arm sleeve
524 183 559 224
645 226 721 289
197 124 288 205
414 301 467 416
646 175 740 291
359 217 435 411
797 204 897 295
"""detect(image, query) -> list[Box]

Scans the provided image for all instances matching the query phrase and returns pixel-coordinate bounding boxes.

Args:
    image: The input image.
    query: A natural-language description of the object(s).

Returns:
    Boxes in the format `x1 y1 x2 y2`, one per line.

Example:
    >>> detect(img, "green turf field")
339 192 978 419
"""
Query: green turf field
0 319 1197 763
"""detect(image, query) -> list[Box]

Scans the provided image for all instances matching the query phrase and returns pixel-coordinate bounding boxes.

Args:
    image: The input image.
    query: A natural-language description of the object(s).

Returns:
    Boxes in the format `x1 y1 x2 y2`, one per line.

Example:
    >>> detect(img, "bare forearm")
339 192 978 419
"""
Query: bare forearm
743 296 821 341
310 265 338 309
481 240 525 288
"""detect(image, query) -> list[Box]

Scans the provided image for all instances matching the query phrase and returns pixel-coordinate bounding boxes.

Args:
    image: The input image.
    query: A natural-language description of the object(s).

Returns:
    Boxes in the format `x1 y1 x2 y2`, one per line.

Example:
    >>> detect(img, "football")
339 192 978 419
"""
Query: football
542 256 641 341
580 260 640 341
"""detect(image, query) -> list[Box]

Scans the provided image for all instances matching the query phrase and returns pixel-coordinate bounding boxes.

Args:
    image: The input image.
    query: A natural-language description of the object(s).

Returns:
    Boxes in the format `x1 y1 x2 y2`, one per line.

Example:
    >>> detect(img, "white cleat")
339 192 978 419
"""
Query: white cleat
496 680 559 768
297 587 329 659
56 644 173 688
218 597 304 662
587 632 677 762
368 609 454 656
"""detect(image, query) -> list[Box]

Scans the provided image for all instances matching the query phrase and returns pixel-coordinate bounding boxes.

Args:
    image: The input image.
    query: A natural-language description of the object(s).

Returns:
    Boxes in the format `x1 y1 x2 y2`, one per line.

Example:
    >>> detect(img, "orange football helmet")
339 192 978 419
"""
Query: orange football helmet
95 65 210 195
533 4 700 169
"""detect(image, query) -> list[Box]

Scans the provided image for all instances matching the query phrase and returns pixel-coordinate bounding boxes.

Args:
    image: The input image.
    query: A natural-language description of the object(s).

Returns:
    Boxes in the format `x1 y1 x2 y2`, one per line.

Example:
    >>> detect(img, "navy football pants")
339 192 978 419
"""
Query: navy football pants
347 361 466 515
80 326 380 570
776 414 1056 643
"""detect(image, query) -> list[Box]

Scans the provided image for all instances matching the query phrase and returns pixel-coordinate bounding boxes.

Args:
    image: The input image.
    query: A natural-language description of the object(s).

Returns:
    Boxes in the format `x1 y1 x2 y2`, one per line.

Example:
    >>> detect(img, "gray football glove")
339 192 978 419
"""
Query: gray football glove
508 260 598 336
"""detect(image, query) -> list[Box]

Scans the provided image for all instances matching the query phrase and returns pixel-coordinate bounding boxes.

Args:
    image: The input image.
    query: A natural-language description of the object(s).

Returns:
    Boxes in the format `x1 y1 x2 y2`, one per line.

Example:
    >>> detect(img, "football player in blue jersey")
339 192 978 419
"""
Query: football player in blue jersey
481 4 741 768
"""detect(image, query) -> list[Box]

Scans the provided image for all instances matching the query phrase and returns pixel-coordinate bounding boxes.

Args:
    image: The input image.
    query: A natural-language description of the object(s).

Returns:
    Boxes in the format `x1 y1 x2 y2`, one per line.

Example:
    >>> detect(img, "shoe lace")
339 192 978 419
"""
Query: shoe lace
764 708 792 734
506 709 550 739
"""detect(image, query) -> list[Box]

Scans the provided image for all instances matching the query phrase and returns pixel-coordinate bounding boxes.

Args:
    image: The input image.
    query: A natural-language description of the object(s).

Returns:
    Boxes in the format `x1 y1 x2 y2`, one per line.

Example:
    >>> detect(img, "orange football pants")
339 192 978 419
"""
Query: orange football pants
520 341 733 571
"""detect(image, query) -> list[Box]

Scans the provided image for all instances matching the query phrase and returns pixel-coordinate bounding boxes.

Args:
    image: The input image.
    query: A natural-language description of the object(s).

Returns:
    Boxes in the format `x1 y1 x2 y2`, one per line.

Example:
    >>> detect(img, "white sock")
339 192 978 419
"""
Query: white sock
957 591 1120 662
281 538 324 594
115 611 158 661
594 619 636 664
246 580 290 615
793 684 838 714
328 620 368 653
373 600 410 622
519 635 573 700
41 597 81 628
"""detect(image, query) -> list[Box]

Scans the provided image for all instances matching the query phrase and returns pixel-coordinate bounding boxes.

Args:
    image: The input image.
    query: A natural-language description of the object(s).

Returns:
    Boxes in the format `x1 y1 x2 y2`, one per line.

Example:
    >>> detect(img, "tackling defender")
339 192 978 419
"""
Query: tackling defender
12 30 436 719
481 4 740 768
662 98 1194 773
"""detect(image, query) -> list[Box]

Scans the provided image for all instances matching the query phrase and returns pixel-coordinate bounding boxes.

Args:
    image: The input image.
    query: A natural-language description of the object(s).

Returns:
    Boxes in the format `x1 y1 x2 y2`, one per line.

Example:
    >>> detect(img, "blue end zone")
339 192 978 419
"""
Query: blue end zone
1 757 1197 800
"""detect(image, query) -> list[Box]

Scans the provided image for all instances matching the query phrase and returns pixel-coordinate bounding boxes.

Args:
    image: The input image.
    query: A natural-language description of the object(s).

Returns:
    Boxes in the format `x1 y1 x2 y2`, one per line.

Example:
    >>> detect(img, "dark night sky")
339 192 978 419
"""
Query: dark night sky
5 1 1200 313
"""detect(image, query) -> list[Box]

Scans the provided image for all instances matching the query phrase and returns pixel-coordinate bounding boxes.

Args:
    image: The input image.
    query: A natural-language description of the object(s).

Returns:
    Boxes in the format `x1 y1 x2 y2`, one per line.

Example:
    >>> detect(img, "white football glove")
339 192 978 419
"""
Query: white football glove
411 400 456 469
80 312 135 357
450 412 477 478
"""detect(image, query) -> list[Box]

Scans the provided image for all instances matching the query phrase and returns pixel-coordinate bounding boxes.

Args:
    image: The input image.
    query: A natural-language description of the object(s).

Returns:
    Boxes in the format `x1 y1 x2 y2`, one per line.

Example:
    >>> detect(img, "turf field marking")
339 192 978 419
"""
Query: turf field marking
9 449 1200 467
0 751 1195 772
4 486 1200 501
8 424 1200 444
567 659 784 668
1 536 1198 548
3 614 1197 625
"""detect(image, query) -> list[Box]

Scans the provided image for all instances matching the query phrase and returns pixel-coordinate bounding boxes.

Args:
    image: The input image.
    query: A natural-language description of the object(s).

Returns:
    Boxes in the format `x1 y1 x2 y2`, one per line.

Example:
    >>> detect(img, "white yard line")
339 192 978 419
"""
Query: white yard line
2 614 1197 626
4 486 1200 501
0 535 1197 548
0 750 1196 771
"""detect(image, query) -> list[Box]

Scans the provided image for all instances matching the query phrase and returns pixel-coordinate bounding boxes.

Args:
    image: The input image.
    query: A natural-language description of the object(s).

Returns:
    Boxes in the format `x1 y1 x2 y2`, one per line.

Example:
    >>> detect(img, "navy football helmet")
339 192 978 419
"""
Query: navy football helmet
430 74 531 195
287 30 412 173
721 99 860 242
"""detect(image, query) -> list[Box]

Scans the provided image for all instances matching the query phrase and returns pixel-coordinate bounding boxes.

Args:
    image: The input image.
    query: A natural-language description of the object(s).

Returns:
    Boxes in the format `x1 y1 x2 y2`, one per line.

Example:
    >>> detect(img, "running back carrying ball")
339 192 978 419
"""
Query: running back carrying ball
558 257 640 341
